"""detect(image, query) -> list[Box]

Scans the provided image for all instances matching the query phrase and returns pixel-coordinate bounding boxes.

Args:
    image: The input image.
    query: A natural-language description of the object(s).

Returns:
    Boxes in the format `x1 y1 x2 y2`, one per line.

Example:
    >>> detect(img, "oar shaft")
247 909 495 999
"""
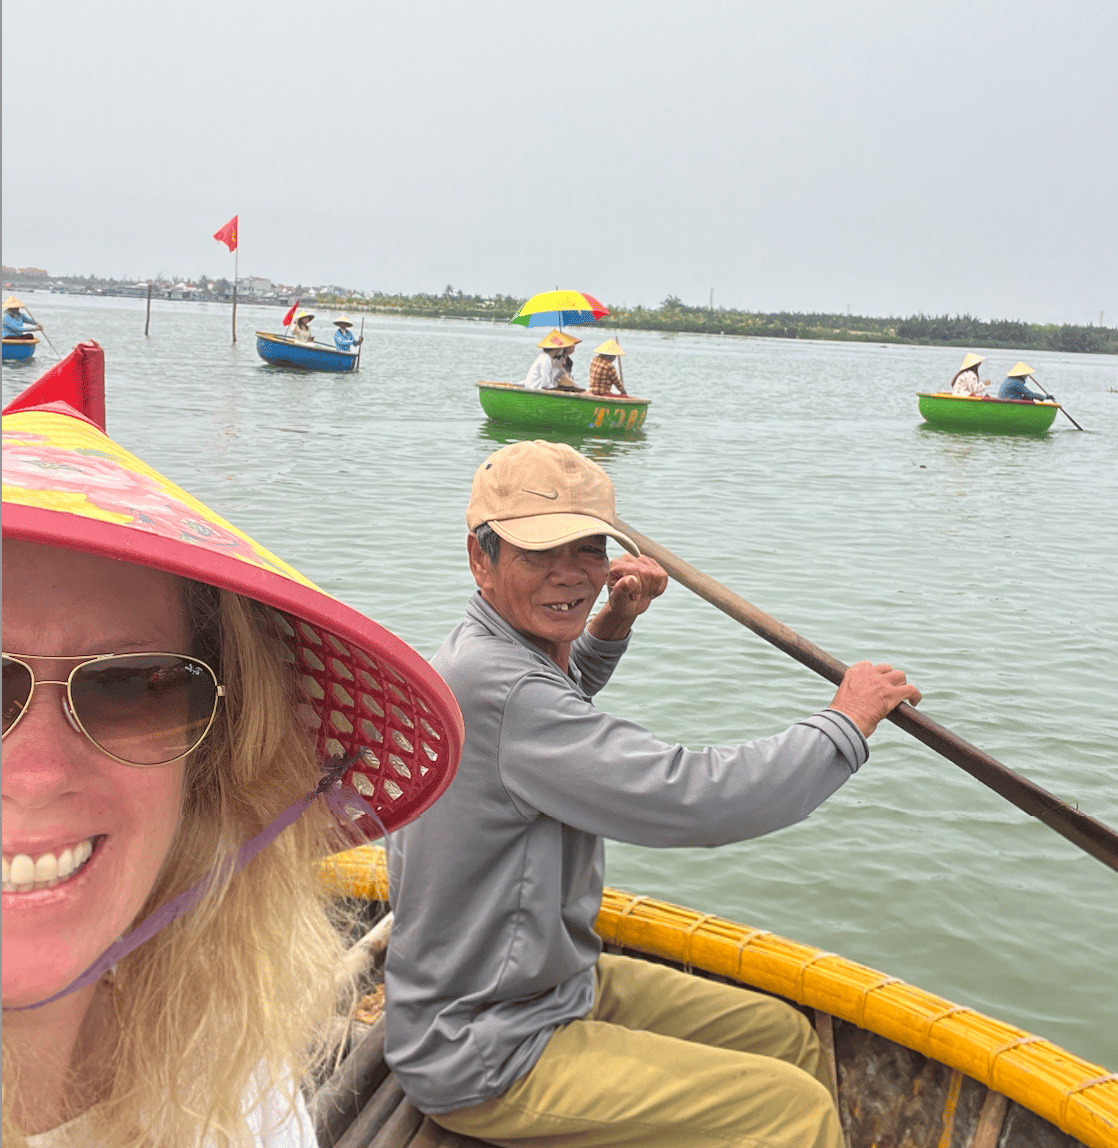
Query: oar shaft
19 307 62 360
614 517 1118 875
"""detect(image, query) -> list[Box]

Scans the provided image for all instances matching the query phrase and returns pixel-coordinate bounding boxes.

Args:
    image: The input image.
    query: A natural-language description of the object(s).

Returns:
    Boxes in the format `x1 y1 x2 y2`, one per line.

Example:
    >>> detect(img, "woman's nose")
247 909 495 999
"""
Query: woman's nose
2 686 91 808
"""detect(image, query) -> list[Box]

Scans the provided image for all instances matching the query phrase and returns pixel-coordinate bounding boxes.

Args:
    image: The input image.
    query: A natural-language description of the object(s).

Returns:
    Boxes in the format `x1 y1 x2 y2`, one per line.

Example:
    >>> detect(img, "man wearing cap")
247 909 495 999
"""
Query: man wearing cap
950 352 991 397
385 440 920 1148
333 315 363 352
523 329 583 391
3 297 41 340
998 362 1054 402
589 338 628 396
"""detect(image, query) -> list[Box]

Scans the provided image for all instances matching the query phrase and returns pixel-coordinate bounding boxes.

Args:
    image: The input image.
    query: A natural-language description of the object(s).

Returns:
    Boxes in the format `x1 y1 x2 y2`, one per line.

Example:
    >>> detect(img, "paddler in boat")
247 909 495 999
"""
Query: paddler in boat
997 361 1055 401
333 314 363 352
1 374 461 1144
589 337 629 396
384 439 922 1148
950 351 992 397
3 296 42 340
289 308 316 343
523 329 585 391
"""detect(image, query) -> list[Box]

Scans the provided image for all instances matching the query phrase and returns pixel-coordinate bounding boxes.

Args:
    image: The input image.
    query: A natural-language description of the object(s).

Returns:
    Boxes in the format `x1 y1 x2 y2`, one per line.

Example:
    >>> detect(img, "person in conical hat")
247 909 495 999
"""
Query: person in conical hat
333 315 364 353
997 361 1054 402
2 344 462 1144
289 309 316 343
523 329 584 392
3 295 42 341
949 352 990 397
589 337 629 397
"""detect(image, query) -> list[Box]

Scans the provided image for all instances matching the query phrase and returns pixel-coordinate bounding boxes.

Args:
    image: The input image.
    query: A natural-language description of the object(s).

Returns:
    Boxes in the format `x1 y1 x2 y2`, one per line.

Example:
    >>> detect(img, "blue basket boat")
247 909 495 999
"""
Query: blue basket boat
255 331 358 373
3 337 39 362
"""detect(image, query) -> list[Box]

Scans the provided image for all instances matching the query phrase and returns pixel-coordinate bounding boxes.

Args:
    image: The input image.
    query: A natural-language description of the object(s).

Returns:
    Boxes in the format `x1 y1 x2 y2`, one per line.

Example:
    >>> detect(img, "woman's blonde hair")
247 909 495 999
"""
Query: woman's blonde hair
5 584 357 1147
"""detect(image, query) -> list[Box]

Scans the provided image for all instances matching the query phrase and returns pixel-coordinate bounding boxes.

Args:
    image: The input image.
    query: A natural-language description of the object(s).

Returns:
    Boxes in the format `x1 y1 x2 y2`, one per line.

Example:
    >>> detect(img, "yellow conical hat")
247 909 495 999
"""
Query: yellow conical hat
959 352 985 371
333 315 353 327
1007 361 1034 378
293 310 315 323
593 338 626 356
536 329 580 349
4 295 23 310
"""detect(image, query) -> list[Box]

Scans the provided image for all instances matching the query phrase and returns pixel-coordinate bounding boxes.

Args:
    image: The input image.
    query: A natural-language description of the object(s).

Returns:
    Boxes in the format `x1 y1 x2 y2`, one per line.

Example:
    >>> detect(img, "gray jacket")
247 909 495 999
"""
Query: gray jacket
384 592 867 1114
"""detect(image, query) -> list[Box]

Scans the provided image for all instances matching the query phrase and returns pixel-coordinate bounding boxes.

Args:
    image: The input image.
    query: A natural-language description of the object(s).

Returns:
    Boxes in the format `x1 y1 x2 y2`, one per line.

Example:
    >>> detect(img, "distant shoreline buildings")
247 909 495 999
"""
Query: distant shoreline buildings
3 267 1113 354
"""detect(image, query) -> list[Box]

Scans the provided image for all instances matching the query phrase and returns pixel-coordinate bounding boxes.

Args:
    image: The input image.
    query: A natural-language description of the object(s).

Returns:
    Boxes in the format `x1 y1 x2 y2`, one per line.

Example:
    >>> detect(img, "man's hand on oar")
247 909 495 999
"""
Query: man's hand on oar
590 554 668 641
828 661 922 738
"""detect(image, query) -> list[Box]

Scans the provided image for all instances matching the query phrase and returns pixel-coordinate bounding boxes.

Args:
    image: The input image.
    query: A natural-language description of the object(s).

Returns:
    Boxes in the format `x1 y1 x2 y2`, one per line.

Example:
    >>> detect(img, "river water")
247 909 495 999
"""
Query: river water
5 293 1116 1068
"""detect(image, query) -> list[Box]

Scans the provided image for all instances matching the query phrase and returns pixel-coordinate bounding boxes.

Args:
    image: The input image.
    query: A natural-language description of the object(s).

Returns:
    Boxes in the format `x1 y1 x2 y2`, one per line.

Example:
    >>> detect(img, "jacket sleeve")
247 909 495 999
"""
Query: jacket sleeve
568 630 630 697
497 672 867 847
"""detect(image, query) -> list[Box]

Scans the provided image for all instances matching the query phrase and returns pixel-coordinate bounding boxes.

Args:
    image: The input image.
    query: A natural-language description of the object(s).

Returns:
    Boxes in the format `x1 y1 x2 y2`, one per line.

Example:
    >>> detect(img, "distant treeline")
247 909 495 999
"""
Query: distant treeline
318 288 1118 354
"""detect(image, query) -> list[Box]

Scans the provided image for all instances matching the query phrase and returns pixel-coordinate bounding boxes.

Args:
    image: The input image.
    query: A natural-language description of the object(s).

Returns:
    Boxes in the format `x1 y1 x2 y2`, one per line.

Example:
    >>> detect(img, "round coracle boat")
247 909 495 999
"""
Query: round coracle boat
918 392 1060 433
312 846 1117 1148
477 380 650 434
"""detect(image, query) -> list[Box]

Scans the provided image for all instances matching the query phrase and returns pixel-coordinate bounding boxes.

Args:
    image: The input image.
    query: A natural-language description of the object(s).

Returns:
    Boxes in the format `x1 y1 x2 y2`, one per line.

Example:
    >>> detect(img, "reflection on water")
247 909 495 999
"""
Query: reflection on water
4 293 1117 1067
475 419 650 463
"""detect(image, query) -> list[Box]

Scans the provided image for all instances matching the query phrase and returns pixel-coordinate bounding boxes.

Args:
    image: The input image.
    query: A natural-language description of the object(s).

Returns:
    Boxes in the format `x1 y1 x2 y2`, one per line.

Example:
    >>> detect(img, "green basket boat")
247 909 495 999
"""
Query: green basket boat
917 392 1060 433
477 381 650 435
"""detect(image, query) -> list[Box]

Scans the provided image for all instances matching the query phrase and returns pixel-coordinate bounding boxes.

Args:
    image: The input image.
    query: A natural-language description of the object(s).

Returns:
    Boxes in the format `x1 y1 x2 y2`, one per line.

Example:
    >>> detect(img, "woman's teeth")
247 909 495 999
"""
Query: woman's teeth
2 837 95 893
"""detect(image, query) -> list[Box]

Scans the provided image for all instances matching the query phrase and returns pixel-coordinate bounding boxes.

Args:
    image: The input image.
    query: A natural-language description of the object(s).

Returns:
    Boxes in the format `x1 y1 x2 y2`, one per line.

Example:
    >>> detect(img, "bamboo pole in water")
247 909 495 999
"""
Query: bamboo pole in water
614 517 1118 875
144 283 152 336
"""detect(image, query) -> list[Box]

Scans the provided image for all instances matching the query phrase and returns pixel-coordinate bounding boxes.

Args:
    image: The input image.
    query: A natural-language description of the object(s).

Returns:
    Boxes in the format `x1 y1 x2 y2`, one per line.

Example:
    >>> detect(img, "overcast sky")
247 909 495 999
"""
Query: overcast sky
4 0 1115 324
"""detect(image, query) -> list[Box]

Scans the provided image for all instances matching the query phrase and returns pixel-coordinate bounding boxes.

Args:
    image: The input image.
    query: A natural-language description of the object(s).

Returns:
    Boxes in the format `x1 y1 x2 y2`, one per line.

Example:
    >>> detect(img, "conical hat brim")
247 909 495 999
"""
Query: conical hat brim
2 402 462 836
959 353 985 371
593 339 626 356
1007 362 1034 377
536 329 580 348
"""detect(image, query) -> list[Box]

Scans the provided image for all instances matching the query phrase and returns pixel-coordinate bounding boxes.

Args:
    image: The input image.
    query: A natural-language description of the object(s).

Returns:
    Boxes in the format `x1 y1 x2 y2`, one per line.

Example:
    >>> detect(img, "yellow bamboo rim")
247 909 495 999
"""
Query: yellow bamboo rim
319 848 1116 1148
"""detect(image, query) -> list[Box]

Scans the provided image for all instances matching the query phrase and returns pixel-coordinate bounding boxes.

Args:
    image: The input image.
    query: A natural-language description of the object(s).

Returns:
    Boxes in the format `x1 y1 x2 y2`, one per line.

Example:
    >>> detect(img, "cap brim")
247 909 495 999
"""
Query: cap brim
489 513 640 556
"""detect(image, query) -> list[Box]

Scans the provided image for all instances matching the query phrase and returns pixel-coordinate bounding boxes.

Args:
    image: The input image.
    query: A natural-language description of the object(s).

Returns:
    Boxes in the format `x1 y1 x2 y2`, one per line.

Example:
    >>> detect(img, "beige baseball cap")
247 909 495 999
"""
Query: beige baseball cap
467 440 639 555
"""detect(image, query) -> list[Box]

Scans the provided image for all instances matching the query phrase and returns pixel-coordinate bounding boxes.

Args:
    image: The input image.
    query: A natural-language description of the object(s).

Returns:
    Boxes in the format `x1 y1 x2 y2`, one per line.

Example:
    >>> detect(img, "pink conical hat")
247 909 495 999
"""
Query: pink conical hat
2 344 463 838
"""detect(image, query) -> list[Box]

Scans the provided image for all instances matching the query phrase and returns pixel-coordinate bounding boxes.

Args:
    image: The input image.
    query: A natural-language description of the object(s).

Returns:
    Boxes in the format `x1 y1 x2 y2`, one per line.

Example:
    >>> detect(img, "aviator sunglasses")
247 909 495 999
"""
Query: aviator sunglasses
2 652 225 767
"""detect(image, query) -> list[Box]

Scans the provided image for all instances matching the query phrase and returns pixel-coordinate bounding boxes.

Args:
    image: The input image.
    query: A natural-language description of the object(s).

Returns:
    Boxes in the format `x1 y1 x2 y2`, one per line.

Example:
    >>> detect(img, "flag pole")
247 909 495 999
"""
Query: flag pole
232 246 238 344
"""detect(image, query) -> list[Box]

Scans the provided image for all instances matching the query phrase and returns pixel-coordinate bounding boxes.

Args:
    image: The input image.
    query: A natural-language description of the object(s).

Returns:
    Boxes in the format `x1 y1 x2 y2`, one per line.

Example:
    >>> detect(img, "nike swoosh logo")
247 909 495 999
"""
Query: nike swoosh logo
523 488 559 500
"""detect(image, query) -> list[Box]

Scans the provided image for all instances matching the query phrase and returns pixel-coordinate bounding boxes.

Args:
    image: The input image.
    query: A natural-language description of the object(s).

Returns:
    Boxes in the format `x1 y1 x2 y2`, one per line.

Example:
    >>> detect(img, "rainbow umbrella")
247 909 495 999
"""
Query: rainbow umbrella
510 289 609 329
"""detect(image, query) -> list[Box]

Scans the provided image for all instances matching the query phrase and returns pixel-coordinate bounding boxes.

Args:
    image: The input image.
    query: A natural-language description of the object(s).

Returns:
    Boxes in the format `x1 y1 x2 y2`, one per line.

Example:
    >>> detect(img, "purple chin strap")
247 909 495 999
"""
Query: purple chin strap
8 754 387 1012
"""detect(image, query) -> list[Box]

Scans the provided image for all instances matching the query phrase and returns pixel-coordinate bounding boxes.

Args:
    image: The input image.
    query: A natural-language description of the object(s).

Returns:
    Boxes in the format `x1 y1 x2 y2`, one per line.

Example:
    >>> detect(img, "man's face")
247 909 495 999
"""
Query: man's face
469 534 610 663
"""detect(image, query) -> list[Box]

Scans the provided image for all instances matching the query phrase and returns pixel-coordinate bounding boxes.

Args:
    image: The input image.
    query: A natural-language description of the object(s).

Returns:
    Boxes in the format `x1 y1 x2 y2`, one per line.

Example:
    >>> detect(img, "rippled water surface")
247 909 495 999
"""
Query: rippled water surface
5 294 1116 1067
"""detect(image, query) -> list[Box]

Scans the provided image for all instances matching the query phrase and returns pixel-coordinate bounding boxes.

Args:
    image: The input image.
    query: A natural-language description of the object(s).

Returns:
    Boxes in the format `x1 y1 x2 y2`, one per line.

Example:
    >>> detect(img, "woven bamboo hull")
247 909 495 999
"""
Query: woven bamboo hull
317 847 1114 1148
918 392 1060 433
255 331 358 372
477 381 650 434
2 337 39 362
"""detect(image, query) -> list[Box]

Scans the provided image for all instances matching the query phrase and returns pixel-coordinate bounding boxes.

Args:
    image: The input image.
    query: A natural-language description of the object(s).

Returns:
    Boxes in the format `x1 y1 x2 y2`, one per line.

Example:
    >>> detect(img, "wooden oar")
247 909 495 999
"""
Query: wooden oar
1034 377 1084 430
356 316 365 370
19 306 62 360
614 517 1118 875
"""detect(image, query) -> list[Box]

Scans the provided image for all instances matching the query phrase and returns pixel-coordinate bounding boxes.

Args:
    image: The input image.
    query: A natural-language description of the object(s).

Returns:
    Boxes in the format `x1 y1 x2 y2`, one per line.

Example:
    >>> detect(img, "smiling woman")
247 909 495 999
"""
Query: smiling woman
0 348 463 1147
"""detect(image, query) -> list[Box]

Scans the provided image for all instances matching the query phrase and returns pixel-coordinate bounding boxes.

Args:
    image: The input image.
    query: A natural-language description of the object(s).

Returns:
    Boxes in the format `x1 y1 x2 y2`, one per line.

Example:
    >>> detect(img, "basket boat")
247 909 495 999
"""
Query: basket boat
917 392 1060 433
2 336 39 362
477 381 650 434
314 846 1116 1148
255 331 359 373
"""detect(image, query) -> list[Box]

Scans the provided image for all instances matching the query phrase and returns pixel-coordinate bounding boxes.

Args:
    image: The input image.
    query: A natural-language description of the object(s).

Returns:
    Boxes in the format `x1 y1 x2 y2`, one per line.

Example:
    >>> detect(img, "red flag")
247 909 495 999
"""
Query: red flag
281 298 300 327
213 215 238 252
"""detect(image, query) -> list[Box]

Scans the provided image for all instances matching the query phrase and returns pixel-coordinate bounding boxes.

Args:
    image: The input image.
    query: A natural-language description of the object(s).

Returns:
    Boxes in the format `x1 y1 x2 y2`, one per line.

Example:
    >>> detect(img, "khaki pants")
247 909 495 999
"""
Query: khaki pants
433 953 843 1147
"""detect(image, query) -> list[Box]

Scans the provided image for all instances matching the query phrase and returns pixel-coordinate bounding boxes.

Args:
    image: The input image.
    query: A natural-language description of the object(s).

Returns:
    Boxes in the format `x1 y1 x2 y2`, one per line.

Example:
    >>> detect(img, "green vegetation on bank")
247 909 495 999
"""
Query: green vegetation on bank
318 288 1118 355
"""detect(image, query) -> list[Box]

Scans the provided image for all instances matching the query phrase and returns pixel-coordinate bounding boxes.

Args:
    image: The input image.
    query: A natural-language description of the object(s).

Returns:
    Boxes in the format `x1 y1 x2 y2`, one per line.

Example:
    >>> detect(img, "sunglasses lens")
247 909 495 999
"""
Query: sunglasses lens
3 657 34 734
70 655 219 766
